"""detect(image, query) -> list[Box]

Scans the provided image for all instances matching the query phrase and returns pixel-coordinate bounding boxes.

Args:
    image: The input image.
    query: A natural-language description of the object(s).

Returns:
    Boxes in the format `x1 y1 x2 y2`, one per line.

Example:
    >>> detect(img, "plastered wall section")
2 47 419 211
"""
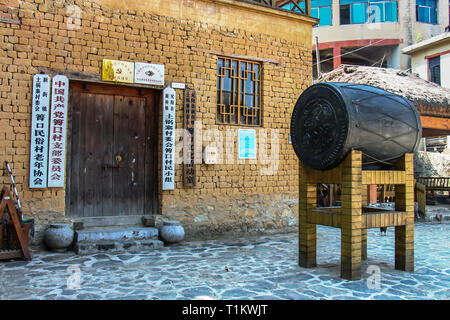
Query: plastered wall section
410 43 450 88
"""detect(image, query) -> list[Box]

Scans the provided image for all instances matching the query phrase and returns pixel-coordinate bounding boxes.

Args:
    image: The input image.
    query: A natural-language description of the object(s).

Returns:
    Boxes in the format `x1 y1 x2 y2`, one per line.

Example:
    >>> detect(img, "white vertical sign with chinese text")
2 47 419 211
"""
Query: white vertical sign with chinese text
47 75 69 187
29 74 51 188
162 87 176 190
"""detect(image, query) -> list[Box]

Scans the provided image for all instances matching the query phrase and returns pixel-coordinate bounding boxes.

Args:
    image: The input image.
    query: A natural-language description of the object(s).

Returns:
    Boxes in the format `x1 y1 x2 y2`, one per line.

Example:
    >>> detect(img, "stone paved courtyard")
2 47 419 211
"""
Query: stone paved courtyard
0 221 449 300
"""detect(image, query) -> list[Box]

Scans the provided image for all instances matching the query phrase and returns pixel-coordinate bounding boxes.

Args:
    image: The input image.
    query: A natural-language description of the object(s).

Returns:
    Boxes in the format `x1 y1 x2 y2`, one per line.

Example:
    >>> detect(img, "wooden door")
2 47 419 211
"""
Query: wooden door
66 82 159 218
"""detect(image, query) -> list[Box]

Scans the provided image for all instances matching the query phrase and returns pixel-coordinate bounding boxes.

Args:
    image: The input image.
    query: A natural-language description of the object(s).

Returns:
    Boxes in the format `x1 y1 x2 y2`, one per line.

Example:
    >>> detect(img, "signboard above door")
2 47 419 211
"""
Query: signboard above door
102 59 165 86
134 62 165 86
102 59 134 83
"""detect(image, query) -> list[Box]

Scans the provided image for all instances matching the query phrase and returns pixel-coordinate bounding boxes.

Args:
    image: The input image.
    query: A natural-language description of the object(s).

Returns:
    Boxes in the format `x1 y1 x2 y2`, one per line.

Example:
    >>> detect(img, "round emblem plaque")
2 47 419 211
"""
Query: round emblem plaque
291 84 349 170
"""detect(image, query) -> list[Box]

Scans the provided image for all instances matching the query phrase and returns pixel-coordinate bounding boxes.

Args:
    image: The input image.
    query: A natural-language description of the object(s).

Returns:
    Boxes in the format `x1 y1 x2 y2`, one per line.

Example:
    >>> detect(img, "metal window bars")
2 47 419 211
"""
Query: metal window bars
238 0 312 16
217 57 262 126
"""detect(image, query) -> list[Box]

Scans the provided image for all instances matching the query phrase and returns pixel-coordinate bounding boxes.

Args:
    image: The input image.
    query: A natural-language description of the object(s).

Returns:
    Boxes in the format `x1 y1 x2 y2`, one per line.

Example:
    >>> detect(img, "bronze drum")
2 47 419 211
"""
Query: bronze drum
290 83 422 170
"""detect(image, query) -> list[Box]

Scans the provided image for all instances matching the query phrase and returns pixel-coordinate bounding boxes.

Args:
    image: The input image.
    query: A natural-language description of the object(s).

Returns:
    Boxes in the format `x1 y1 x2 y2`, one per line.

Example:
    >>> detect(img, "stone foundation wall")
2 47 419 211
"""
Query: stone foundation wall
162 193 299 240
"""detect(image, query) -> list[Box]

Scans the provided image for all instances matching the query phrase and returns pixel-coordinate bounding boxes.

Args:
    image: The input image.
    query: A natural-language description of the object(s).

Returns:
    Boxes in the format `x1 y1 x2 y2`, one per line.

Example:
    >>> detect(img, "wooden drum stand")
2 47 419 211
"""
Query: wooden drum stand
298 150 414 280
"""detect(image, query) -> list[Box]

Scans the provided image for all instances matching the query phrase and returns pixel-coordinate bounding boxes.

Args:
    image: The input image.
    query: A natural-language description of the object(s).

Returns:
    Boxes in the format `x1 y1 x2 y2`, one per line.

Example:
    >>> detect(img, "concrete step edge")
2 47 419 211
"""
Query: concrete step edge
74 239 164 255
73 215 163 229
75 227 159 243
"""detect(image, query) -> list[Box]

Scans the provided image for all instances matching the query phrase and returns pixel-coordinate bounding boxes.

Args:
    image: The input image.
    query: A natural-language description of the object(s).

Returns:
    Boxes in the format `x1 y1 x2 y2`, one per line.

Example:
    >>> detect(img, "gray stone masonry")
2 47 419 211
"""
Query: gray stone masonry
0 219 449 300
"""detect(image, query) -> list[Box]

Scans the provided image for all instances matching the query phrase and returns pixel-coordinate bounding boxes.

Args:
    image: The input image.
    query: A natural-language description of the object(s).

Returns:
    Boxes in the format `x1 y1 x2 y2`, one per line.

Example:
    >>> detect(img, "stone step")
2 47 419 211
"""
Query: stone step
76 227 159 242
73 227 163 255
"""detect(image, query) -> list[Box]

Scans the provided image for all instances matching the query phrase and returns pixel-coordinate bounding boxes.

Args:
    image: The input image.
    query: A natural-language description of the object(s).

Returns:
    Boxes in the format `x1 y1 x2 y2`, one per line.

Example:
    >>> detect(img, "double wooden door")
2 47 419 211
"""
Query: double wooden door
66 82 159 218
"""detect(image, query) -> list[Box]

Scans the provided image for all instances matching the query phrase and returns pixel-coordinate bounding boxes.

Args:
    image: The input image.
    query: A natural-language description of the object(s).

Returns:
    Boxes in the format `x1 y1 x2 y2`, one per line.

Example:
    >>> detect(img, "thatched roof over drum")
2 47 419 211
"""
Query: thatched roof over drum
316 65 450 118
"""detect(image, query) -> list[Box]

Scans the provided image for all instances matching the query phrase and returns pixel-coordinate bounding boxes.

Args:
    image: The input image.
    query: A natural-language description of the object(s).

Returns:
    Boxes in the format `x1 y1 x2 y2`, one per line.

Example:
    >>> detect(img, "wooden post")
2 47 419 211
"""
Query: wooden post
328 184 334 207
298 162 317 268
340 150 362 280
394 154 414 272
315 36 322 77
0 187 31 261
305 0 311 16
415 182 426 218
361 229 367 261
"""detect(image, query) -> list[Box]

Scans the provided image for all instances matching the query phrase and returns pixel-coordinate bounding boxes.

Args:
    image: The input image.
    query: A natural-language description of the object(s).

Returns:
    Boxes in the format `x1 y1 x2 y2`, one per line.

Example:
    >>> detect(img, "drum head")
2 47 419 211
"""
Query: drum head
290 84 350 170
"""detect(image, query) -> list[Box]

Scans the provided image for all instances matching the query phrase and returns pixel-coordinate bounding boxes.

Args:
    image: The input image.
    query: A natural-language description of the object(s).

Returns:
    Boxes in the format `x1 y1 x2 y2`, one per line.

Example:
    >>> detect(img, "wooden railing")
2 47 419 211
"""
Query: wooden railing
415 177 449 219
416 177 450 192
415 182 426 218
238 0 311 15
380 184 395 202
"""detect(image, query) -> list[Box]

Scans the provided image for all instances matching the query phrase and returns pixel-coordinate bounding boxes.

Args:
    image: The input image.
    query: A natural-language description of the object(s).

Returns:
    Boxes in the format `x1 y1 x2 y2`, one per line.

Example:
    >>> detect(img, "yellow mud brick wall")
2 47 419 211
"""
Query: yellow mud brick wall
0 0 314 242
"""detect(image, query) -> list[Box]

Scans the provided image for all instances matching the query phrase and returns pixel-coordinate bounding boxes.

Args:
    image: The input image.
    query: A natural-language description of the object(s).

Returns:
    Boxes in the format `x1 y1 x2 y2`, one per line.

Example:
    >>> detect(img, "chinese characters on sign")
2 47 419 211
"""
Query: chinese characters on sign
29 74 51 188
162 87 176 190
238 129 257 159
134 62 165 86
102 59 134 83
47 75 69 188
184 89 196 187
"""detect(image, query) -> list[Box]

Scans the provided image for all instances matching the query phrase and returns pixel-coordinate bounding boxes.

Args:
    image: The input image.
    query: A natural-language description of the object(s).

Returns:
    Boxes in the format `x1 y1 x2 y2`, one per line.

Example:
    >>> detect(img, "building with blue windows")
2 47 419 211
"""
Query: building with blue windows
283 0 450 77
416 0 439 24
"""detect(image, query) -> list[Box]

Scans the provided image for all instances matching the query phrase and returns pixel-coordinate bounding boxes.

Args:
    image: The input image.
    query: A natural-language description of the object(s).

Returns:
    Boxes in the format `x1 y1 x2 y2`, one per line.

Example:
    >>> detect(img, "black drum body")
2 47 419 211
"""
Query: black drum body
290 83 422 170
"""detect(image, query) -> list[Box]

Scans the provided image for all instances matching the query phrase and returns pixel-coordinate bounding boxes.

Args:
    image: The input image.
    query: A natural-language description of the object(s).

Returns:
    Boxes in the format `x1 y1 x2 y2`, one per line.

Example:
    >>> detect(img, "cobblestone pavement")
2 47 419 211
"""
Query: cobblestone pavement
0 222 449 300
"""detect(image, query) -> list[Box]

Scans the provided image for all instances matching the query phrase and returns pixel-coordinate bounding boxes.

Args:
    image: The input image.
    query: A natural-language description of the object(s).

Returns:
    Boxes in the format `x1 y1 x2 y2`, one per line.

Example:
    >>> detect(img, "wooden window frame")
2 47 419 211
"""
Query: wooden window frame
428 55 441 85
216 56 262 127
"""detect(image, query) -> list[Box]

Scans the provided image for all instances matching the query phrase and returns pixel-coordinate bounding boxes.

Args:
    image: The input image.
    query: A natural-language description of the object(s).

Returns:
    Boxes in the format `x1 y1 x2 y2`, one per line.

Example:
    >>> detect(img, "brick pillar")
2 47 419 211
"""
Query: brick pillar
367 184 378 203
333 46 341 69
298 162 317 268
341 150 362 280
394 154 414 272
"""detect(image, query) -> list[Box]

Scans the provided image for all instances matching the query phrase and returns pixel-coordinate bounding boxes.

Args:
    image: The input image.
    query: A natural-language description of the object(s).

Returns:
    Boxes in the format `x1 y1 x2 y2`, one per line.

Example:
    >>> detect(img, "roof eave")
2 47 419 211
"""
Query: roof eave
402 32 450 55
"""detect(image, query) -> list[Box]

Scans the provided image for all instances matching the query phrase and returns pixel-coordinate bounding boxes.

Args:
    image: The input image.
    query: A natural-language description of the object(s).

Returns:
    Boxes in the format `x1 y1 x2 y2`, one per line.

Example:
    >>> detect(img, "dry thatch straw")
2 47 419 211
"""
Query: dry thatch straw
317 65 450 117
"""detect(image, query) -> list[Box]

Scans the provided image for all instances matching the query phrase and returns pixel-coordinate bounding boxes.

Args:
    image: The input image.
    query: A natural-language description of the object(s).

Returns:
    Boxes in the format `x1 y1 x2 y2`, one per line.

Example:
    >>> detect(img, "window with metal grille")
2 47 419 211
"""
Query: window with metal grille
429 56 441 85
416 0 438 24
340 0 398 24
217 57 262 126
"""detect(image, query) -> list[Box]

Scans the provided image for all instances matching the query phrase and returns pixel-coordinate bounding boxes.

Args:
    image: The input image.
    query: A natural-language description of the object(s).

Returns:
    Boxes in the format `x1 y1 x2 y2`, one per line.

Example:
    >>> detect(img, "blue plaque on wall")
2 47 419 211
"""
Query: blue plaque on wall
238 129 257 160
